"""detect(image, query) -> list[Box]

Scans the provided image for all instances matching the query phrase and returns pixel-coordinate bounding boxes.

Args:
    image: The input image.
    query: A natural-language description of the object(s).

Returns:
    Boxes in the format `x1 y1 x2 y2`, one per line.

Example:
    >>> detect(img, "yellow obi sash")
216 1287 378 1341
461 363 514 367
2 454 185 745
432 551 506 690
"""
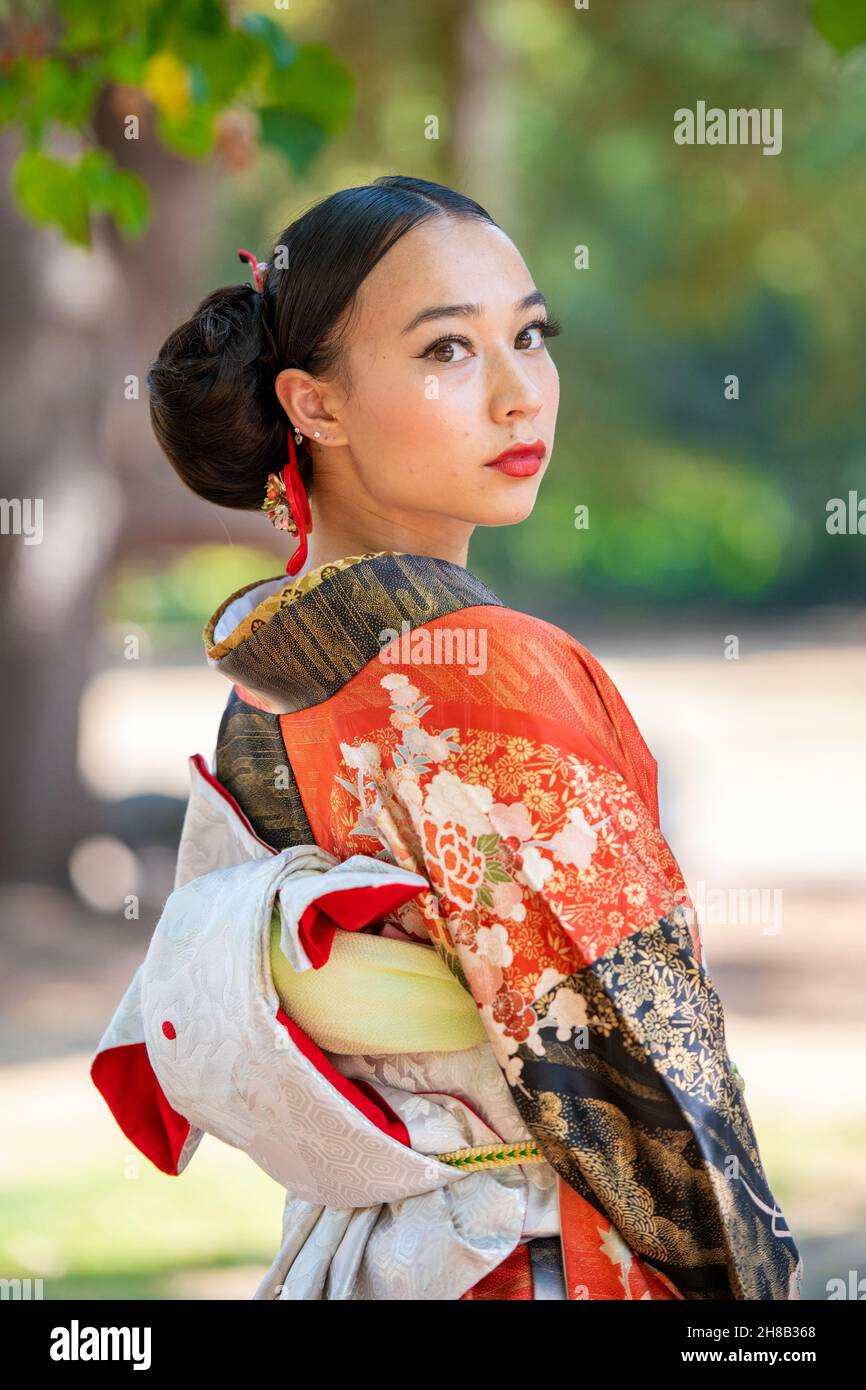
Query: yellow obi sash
268 910 488 1055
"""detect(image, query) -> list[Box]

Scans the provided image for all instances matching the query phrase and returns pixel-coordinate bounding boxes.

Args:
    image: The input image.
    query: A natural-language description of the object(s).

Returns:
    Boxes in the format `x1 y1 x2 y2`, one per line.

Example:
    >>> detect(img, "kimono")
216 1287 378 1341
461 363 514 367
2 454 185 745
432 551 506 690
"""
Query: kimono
91 549 803 1301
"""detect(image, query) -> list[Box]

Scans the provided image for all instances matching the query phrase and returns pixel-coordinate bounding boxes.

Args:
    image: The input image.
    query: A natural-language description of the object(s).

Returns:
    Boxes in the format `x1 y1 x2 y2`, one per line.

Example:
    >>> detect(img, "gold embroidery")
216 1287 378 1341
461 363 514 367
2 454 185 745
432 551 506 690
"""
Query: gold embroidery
203 551 401 660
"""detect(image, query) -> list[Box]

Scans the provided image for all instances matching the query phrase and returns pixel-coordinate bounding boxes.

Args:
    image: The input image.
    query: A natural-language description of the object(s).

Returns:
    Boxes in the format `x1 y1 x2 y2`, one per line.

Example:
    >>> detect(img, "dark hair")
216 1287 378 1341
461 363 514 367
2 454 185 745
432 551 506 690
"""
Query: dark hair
146 175 497 509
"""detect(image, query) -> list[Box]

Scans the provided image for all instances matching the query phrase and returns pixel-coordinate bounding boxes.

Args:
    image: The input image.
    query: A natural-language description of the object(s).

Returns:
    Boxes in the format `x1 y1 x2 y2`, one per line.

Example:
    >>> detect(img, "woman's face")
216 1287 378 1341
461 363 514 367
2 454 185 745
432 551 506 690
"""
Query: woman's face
287 215 560 531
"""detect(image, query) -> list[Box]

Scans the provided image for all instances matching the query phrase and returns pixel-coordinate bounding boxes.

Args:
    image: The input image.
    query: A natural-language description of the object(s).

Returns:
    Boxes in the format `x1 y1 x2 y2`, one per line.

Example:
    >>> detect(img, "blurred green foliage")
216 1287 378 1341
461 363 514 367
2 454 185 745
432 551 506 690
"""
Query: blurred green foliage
813 0 866 54
104 543 283 632
460 0 866 610
188 0 866 613
4 0 863 611
0 1134 284 1300
0 0 353 243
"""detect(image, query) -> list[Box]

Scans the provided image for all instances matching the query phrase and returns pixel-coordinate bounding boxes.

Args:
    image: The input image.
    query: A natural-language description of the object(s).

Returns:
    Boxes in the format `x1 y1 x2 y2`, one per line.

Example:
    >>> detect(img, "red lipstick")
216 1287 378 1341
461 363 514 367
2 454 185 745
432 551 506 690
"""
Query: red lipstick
484 439 546 477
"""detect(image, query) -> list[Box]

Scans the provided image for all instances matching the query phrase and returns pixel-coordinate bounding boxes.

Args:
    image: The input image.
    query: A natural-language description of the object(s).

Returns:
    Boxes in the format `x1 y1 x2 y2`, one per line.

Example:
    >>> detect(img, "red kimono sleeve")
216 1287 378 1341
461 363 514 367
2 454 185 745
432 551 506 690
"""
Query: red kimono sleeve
325 606 802 1301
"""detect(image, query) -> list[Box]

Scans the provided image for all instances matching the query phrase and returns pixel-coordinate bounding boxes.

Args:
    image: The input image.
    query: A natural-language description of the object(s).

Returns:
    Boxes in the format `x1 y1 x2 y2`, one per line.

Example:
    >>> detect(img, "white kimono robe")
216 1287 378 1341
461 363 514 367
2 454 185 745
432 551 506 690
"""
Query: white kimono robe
91 752 563 1300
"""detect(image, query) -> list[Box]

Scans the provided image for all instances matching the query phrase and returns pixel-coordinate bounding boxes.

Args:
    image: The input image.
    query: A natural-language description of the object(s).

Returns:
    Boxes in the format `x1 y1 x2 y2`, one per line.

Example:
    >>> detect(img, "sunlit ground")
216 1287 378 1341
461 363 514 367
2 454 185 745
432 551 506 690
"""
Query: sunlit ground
2 623 864 1299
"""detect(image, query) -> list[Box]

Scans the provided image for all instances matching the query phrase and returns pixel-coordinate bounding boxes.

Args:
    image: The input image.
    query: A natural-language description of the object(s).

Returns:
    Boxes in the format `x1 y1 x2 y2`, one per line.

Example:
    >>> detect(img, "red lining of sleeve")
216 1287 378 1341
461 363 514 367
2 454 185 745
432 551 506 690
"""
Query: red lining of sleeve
91 1043 191 1176
276 1006 411 1147
297 881 423 969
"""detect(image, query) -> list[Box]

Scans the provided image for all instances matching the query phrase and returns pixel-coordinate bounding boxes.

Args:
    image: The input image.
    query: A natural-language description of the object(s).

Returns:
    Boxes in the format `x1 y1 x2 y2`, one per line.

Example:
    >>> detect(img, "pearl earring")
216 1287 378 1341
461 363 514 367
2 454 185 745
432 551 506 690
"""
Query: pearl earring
314 431 321 438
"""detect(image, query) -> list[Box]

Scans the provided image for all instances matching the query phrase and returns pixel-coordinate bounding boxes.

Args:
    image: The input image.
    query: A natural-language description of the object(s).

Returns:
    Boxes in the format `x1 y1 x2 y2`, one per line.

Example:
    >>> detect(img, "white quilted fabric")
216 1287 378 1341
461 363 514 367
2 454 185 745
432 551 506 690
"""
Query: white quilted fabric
98 752 558 1298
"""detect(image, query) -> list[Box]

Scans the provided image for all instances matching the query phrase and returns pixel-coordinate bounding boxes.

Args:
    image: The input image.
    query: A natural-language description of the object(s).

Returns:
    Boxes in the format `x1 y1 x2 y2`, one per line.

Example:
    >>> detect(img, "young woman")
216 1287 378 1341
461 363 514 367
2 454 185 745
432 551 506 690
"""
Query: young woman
93 175 802 1301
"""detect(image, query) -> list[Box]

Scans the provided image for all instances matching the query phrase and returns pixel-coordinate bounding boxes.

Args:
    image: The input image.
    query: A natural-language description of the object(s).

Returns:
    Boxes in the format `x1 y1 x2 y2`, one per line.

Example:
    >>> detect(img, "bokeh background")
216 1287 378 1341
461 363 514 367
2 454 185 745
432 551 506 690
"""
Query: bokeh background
1 0 864 1299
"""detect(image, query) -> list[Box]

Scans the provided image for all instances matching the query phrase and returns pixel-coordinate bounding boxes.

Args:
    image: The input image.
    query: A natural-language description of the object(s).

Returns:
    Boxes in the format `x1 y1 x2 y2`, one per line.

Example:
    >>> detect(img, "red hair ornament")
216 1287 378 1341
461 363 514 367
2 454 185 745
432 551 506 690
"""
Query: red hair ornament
238 247 311 577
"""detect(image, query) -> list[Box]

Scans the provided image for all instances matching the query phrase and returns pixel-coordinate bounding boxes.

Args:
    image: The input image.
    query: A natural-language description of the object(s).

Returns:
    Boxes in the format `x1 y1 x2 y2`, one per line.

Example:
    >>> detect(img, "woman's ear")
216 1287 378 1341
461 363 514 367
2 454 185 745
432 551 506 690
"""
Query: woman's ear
274 367 347 446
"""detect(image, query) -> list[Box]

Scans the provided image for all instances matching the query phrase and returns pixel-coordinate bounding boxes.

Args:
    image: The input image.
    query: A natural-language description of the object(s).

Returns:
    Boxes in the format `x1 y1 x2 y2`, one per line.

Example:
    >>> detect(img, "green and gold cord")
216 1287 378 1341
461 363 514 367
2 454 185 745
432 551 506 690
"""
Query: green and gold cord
435 1140 544 1171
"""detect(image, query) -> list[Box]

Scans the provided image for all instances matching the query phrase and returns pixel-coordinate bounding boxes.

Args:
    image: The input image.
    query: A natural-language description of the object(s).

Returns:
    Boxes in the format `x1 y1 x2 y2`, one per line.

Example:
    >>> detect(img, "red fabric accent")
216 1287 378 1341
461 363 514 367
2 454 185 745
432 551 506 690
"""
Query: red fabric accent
557 1175 685 1300
161 1020 176 1040
275 1007 411 1147
297 881 424 969
189 752 275 853
282 429 311 576
90 1043 191 1177
459 1242 534 1299
233 683 275 714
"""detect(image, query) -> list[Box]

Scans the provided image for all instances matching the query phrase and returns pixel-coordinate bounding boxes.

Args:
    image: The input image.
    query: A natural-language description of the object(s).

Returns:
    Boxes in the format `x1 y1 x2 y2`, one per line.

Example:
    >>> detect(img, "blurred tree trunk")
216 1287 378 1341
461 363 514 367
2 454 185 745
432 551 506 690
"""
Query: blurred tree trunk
450 0 515 226
0 128 104 884
0 94 212 885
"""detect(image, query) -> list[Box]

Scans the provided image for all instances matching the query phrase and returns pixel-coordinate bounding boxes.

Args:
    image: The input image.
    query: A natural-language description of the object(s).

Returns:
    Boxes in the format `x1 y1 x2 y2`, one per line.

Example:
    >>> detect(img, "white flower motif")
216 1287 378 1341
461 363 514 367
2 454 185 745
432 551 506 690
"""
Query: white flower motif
516 845 554 891
489 801 535 842
381 672 420 706
534 967 569 1000
599 1224 635 1291
474 921 513 969
403 725 452 762
491 881 526 922
505 1053 529 1094
477 1008 537 1098
423 769 494 836
524 1015 546 1058
386 767 423 804
545 989 589 1043
340 740 381 770
546 806 598 869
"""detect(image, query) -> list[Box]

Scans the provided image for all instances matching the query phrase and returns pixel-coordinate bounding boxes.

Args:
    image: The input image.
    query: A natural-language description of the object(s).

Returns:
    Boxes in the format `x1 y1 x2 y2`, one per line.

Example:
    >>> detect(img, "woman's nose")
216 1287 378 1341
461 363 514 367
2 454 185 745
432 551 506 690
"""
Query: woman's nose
487 353 545 423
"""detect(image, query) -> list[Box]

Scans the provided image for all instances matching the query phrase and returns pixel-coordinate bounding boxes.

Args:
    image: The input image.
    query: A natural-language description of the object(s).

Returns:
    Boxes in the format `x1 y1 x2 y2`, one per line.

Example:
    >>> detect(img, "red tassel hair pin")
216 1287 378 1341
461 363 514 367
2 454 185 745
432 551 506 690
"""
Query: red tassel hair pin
238 246 312 579
261 426 312 577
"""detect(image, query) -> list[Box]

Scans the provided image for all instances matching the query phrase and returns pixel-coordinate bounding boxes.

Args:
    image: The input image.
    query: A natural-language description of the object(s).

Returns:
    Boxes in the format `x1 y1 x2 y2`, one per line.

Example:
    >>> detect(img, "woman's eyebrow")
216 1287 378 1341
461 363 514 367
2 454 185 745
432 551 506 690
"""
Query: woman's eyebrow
401 290 547 334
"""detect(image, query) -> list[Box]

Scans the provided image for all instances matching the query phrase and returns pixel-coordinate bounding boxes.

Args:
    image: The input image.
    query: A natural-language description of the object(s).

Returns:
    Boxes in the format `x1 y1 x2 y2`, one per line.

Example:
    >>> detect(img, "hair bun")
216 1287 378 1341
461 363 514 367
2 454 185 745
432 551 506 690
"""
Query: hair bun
147 283 286 510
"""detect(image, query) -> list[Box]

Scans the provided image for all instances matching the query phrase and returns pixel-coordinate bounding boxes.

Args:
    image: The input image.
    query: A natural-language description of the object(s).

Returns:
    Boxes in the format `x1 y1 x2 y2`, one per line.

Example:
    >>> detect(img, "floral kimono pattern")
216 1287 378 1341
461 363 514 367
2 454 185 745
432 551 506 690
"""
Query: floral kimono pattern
205 551 802 1301
325 663 798 1300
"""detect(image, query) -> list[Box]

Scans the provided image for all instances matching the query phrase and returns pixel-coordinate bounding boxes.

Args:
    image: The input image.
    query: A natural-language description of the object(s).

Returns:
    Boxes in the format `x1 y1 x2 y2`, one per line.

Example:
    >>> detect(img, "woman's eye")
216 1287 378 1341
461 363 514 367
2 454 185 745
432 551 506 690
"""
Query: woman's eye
515 323 546 350
419 317 560 362
424 337 472 363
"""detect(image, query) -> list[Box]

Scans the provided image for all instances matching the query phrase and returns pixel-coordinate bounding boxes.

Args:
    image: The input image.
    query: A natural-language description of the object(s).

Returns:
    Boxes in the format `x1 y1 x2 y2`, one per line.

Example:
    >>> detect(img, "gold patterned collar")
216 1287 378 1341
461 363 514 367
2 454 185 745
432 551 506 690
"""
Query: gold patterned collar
203 551 505 714
203 551 400 661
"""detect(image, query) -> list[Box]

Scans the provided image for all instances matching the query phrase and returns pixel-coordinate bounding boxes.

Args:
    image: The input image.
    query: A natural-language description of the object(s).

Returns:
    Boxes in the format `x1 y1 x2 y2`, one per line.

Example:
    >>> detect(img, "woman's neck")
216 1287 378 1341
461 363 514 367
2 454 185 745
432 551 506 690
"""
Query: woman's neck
298 503 474 576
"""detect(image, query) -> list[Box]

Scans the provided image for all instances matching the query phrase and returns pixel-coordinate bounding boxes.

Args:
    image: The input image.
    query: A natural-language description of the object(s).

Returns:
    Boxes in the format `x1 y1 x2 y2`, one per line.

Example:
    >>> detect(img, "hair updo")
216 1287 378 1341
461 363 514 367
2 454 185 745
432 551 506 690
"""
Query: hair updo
146 175 497 509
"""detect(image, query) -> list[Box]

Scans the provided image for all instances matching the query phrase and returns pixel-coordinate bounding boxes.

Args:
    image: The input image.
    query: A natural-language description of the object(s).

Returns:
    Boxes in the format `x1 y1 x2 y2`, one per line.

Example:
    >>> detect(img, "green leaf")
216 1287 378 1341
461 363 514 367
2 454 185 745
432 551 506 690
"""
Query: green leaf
10 148 90 245
57 0 144 53
188 62 210 105
258 107 328 175
155 102 215 158
3 12 348 245
812 0 866 53
239 12 297 70
16 55 104 141
161 25 258 105
485 865 513 884
79 149 151 236
103 32 151 85
263 42 353 134
0 62 27 127
476 833 501 854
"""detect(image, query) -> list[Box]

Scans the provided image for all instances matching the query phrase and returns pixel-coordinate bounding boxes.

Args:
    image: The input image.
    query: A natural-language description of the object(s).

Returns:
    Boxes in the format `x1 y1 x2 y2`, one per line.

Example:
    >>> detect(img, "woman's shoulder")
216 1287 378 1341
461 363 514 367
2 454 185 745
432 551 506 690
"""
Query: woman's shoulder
462 601 659 821
467 600 614 687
